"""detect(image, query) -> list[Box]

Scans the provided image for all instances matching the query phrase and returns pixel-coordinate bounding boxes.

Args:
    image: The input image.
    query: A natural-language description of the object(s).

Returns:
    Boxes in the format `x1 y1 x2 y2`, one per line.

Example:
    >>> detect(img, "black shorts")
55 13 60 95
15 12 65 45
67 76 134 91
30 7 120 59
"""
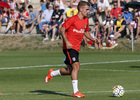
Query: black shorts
63 49 79 65
117 28 126 37
133 28 137 36
120 29 126 37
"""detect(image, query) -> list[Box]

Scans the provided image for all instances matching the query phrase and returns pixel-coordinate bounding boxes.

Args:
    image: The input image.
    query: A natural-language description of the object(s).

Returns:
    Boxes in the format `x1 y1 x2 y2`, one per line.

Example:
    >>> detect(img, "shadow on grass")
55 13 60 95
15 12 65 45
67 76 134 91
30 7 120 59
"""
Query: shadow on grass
130 66 140 68
30 90 72 97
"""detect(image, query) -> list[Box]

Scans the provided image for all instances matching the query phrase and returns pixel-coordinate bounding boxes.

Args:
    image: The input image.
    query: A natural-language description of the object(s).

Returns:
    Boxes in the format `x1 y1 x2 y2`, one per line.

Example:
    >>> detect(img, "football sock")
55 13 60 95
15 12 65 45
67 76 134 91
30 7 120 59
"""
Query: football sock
51 70 61 77
72 80 79 94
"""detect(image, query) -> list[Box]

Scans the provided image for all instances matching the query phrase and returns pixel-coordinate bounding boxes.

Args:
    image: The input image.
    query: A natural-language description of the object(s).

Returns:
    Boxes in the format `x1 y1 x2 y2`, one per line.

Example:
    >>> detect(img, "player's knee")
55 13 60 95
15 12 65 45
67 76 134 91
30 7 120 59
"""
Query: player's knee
72 62 80 71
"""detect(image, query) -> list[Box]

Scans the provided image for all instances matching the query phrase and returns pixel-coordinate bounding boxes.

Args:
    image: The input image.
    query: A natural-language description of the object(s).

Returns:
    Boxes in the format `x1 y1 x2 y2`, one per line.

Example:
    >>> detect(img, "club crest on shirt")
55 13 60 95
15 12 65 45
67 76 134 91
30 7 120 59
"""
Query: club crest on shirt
72 57 76 61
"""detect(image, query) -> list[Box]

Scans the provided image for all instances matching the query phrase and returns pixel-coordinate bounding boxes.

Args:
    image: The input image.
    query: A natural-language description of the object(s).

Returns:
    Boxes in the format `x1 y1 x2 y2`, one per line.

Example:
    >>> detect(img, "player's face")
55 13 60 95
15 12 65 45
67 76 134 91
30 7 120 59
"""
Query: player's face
81 5 90 18
29 8 33 12
118 14 122 20
11 10 14 14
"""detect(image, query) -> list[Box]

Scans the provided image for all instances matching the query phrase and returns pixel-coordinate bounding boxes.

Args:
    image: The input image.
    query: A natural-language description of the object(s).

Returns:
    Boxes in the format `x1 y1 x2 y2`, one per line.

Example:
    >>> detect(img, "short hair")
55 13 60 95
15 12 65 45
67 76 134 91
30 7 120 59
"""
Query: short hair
77 1 90 11
118 13 123 17
40 0 44 2
28 5 33 9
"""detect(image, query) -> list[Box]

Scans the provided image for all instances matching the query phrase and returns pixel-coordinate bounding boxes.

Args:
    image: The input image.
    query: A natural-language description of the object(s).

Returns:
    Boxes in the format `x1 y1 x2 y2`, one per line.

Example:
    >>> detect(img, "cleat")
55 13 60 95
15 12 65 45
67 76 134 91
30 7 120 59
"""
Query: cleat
45 69 54 83
73 91 85 98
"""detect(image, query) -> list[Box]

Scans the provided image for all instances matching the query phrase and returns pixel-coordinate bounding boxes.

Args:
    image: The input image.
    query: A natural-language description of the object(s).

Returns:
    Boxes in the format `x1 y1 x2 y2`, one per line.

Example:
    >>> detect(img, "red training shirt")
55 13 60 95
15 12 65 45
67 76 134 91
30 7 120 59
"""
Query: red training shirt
110 7 122 18
62 14 89 52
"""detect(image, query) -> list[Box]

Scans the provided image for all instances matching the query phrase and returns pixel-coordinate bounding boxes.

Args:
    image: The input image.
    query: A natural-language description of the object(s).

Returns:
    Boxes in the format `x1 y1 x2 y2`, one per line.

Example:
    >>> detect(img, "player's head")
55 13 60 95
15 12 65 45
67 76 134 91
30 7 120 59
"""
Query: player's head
11 9 14 13
40 0 44 4
28 5 33 12
113 2 118 9
106 15 111 21
52 16 56 22
77 1 90 18
117 13 122 20
110 35 114 40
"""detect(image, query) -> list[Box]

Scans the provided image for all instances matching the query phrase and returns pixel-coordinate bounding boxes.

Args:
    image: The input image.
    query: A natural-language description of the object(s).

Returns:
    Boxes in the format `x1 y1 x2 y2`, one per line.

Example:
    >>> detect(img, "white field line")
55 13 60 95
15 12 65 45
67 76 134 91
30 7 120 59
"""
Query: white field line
0 90 140 96
80 69 140 72
0 59 140 70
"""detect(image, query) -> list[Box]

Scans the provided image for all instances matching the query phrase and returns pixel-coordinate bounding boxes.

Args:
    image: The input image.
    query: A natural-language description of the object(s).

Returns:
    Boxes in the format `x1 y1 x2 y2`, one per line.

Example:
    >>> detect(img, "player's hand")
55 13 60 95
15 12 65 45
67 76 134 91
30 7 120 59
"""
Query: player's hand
66 41 73 49
29 21 33 24
94 38 98 43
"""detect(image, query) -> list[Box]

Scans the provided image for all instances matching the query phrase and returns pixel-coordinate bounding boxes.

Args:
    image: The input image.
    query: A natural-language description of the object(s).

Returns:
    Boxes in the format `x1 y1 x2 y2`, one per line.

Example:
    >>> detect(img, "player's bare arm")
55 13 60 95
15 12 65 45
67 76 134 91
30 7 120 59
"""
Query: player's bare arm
84 31 97 42
60 26 73 49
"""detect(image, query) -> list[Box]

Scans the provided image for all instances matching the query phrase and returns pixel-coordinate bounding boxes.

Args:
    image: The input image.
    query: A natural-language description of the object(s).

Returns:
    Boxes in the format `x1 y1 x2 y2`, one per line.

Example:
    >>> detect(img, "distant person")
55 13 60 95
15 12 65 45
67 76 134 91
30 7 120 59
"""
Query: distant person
54 0 69 13
8 0 17 10
25 5 38 34
0 9 8 33
52 5 63 40
66 0 80 18
106 34 116 47
38 4 53 33
88 0 98 18
35 0 46 14
110 2 122 22
135 6 140 41
129 18 138 41
16 7 30 34
46 0 52 9
123 8 133 35
97 0 111 19
9 9 19 34
117 0 131 10
94 33 103 49
15 0 29 9
114 13 126 40
123 8 133 24
43 17 59 42
101 15 114 41
92 19 100 37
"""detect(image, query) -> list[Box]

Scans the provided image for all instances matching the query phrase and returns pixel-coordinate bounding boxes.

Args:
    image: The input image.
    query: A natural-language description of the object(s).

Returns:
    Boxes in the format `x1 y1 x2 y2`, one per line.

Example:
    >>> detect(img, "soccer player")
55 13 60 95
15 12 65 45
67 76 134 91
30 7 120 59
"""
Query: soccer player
45 1 96 98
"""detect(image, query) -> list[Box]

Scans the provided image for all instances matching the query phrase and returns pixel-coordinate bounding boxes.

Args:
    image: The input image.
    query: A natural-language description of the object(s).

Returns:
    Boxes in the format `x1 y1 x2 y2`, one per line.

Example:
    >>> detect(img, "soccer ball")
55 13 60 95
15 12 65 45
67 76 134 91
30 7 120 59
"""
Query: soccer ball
112 85 125 97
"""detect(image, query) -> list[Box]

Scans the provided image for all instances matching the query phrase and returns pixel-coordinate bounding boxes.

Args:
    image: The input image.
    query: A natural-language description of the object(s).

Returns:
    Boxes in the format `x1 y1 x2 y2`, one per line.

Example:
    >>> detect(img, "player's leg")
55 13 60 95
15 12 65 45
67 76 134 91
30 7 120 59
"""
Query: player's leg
114 33 121 40
65 49 85 98
71 62 80 93
29 23 35 33
22 20 26 33
51 27 56 41
71 62 85 98
60 64 72 75
16 20 21 34
45 64 72 83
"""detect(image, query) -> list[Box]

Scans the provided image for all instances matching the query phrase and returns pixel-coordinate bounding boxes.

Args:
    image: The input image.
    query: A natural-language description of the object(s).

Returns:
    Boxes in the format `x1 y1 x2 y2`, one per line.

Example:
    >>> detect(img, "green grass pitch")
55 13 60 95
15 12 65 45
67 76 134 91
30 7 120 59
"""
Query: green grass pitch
0 51 140 100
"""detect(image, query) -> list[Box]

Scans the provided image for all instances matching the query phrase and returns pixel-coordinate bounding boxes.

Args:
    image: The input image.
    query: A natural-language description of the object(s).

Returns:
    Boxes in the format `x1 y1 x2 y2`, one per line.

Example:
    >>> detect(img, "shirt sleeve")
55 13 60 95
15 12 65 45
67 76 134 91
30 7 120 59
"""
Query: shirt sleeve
42 11 46 18
62 17 75 30
35 10 39 16
111 20 113 24
122 20 126 25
